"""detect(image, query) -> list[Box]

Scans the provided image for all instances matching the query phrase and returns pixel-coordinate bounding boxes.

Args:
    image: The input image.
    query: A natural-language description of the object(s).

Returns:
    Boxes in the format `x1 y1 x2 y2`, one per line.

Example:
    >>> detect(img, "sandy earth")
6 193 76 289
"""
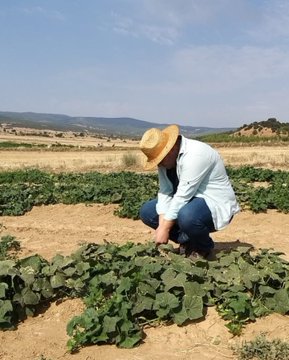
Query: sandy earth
0 140 289 359
0 203 289 360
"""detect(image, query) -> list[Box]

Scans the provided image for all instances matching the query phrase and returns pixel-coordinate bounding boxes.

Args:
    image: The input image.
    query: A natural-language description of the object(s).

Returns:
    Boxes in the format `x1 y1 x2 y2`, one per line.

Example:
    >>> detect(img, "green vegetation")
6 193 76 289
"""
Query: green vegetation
0 166 288 218
1 241 289 351
0 169 158 218
197 133 289 143
0 235 21 260
0 141 42 149
233 334 289 359
0 141 85 151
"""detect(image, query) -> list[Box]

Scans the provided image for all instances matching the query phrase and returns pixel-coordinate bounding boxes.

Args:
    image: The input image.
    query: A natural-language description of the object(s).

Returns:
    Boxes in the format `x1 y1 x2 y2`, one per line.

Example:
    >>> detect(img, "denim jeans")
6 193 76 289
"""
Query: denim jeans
139 197 215 251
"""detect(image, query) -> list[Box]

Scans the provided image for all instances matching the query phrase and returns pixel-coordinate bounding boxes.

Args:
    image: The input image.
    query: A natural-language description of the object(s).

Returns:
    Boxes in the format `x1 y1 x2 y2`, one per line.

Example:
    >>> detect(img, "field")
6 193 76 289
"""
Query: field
0 133 289 360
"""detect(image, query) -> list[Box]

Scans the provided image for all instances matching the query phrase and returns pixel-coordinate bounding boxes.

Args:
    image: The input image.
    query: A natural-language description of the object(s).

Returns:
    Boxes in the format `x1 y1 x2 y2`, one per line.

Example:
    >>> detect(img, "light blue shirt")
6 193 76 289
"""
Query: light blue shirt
156 136 240 230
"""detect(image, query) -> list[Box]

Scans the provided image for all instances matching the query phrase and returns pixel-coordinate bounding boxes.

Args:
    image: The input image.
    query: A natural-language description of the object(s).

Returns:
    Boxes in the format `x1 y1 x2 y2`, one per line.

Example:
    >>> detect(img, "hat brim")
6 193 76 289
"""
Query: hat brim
143 124 179 170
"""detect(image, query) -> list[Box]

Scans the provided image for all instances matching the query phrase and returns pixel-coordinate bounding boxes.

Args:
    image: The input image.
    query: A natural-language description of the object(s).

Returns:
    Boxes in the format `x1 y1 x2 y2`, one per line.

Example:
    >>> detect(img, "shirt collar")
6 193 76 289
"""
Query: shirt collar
178 135 186 158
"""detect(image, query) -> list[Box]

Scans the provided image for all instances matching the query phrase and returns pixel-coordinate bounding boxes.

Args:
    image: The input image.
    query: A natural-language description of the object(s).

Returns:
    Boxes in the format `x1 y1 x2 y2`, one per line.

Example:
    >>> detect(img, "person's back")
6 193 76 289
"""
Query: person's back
179 138 239 230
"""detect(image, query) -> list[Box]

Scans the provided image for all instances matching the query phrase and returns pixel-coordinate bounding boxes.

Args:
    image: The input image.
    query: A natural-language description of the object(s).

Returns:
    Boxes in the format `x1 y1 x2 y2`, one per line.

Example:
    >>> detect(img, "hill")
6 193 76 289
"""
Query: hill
235 118 289 137
0 111 234 138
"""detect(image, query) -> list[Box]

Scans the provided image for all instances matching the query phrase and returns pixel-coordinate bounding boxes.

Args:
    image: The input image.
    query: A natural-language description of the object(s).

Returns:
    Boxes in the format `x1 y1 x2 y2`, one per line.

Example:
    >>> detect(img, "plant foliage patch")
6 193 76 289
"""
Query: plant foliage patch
233 334 289 360
1 241 289 351
0 167 288 218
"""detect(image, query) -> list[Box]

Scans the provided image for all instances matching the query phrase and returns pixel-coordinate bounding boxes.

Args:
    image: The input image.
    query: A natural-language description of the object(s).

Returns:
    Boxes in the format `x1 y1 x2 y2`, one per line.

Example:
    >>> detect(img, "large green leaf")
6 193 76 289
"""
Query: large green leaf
50 273 66 288
274 289 289 314
103 315 121 334
0 299 13 326
117 277 133 294
22 288 40 305
0 260 16 276
183 293 203 320
153 292 179 317
20 255 45 272
131 295 154 315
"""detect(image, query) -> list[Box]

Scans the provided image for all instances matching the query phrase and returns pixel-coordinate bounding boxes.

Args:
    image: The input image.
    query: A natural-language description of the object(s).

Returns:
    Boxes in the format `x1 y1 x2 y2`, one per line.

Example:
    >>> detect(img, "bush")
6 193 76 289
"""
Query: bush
233 334 289 360
122 152 138 167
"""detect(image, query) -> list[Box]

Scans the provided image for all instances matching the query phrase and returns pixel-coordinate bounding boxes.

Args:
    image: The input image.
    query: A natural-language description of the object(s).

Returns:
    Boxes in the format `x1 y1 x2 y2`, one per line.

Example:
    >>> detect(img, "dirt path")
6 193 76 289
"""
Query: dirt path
0 204 289 360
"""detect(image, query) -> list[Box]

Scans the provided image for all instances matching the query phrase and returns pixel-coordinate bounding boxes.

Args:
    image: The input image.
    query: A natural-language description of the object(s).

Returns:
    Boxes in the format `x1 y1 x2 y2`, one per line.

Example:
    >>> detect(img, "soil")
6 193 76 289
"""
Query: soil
0 204 289 360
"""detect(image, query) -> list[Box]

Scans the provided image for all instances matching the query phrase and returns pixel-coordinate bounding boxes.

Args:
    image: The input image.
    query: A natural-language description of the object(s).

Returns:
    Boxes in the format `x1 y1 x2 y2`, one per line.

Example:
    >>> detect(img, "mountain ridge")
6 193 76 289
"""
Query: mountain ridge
0 111 235 137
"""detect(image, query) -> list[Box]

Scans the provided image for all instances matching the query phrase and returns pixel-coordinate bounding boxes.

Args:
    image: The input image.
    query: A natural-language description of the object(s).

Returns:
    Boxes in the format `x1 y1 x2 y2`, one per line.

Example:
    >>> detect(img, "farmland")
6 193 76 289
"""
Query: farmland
0 135 289 360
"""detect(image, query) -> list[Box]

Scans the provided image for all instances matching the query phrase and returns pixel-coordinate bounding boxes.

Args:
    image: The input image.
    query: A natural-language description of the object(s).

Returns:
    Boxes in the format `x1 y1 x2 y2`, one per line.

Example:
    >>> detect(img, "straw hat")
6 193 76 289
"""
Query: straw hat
139 124 179 170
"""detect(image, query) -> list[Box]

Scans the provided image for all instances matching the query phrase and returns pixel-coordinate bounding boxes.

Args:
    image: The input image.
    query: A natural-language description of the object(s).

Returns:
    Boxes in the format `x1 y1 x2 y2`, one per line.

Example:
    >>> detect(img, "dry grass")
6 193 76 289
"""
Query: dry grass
218 146 289 170
0 142 288 173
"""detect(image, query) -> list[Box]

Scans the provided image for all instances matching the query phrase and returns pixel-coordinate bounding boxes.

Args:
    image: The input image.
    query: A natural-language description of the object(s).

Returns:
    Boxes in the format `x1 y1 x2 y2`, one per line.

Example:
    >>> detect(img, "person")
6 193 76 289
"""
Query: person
139 124 240 259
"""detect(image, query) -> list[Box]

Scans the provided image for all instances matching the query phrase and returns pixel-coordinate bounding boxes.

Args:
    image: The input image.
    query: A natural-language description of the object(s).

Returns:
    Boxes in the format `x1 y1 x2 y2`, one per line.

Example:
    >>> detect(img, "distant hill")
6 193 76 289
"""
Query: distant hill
0 111 234 138
235 118 289 137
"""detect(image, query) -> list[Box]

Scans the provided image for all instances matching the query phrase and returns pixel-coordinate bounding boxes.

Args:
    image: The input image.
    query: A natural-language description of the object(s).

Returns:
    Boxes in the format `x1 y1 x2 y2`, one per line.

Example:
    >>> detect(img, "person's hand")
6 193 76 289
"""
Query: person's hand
155 225 169 245
155 218 175 245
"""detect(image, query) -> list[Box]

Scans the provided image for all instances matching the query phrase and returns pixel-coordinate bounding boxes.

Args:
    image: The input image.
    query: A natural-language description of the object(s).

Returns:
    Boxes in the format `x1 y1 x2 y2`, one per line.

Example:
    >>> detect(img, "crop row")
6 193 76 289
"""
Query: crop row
1 241 289 350
0 166 288 218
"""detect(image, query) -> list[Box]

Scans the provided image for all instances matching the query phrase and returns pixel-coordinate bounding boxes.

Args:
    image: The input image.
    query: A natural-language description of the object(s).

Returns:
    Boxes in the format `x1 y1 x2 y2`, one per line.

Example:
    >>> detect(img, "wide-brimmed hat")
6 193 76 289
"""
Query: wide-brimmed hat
139 124 179 170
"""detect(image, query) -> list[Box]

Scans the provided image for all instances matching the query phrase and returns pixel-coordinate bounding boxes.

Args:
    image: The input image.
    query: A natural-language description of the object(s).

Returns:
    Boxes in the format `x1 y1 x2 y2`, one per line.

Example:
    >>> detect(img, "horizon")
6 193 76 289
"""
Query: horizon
1 1 289 127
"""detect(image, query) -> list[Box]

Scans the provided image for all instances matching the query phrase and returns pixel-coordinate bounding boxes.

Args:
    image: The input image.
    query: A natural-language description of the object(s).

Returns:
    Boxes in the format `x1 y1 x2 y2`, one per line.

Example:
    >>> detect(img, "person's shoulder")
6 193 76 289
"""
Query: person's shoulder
184 137 211 149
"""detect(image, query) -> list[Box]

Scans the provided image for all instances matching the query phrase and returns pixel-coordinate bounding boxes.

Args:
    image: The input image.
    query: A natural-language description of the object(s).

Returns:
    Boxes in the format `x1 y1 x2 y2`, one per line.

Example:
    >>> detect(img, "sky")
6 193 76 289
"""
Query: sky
1 0 289 128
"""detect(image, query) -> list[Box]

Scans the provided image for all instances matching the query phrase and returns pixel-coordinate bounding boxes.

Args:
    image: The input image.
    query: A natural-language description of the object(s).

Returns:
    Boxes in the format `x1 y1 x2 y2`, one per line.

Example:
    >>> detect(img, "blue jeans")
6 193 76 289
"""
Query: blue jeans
139 197 215 251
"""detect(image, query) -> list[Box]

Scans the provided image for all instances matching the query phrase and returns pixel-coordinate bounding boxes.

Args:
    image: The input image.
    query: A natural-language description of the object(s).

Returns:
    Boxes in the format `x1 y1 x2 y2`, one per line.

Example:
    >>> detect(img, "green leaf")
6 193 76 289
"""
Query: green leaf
0 260 16 276
0 299 13 323
117 277 133 294
22 288 40 305
20 255 45 272
103 315 120 334
219 253 236 267
131 295 154 315
98 271 117 286
143 262 162 275
50 273 66 288
229 296 248 314
20 268 35 285
137 282 156 297
170 254 204 274
184 281 206 298
173 307 189 325
0 283 8 298
259 285 277 295
183 294 203 320
154 292 179 313
274 289 289 314
63 267 77 276
163 273 187 292
118 333 142 348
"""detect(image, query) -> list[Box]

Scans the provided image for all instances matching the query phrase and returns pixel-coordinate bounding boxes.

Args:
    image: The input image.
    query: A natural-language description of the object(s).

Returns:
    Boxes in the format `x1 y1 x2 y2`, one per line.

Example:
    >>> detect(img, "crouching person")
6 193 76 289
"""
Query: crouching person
139 124 240 259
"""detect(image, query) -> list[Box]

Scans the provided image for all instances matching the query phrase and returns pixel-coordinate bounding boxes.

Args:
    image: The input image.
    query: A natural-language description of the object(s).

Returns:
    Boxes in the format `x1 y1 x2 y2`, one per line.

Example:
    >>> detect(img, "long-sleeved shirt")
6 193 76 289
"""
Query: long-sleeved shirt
156 136 240 230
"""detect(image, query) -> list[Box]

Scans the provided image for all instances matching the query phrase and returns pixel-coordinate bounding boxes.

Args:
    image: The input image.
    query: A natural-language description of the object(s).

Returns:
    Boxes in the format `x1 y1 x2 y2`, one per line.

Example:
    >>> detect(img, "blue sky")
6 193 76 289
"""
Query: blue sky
1 0 289 128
